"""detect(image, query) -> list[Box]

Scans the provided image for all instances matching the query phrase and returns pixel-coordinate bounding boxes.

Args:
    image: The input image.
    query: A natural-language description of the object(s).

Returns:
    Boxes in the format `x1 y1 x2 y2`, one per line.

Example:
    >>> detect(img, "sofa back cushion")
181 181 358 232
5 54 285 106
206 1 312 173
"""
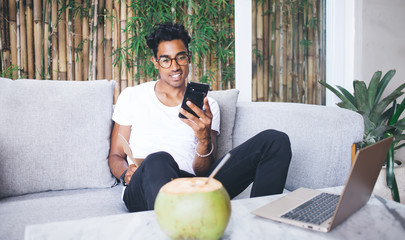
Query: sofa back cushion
232 102 364 191
0 79 116 199
207 89 239 159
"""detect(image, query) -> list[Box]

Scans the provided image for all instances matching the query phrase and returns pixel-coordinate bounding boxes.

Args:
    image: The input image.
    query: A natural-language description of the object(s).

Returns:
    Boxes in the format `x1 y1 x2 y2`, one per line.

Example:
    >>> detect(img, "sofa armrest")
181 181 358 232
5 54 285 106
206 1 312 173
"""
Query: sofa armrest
232 102 364 191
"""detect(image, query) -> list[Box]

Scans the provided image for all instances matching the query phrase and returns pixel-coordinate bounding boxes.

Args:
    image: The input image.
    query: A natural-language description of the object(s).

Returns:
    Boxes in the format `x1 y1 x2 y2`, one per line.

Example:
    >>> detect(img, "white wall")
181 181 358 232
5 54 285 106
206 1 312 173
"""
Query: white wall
325 0 356 106
235 0 252 102
356 0 405 160
357 0 405 92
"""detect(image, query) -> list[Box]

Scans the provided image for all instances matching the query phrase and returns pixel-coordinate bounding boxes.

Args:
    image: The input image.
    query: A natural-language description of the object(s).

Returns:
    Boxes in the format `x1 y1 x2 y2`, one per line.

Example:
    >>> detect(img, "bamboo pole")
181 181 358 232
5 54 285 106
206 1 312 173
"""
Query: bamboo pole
105 0 113 81
90 0 98 80
58 0 67 80
263 0 269 101
26 0 34 79
65 5 69 79
228 0 235 89
33 0 42 79
282 0 288 102
120 0 127 89
88 0 94 80
8 0 17 79
43 0 50 80
210 53 218 90
133 6 140 85
187 0 193 82
307 0 315 104
194 52 201 83
113 0 120 99
16 0 21 78
292 0 299 103
286 2 293 102
0 30 2 75
126 0 133 86
82 1 90 81
0 0 8 73
19 0 27 78
251 0 257 101
319 0 326 105
67 4 73 80
273 0 280 102
46 0 52 79
96 0 104 80
269 0 275 101
51 0 58 80
1 3 10 73
314 0 321 104
74 0 82 81
211 22 218 90
297 4 305 103
256 1 264 101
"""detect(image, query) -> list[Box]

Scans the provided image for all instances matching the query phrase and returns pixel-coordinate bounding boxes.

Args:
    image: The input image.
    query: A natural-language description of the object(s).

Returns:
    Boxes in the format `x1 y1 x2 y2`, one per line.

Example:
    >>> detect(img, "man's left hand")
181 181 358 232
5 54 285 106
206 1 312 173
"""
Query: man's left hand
179 97 212 144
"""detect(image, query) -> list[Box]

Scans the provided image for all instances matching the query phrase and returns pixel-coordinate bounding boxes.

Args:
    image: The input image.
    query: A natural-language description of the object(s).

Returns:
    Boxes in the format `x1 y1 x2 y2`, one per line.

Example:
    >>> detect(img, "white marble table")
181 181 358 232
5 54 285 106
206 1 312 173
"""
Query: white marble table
25 187 405 240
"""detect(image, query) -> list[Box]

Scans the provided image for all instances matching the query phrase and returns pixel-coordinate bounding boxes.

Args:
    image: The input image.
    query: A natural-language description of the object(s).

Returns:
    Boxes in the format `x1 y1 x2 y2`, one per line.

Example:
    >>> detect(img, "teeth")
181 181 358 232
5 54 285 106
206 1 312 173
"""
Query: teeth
172 74 180 77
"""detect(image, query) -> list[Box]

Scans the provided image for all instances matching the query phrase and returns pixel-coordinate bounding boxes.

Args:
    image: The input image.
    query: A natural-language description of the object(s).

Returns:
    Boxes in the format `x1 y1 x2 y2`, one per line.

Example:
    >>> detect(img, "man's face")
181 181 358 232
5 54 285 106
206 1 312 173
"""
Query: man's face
152 39 190 89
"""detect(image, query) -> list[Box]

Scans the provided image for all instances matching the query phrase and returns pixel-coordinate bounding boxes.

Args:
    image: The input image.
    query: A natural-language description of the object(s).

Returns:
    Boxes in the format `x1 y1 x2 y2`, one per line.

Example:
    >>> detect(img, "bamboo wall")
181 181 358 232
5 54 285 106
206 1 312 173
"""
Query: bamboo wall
0 0 235 103
1 0 325 104
252 0 326 104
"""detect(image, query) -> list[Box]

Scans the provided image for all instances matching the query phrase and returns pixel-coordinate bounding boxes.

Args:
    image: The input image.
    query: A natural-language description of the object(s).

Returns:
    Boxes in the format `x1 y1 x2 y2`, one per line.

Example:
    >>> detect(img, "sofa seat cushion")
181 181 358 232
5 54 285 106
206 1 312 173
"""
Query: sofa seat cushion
0 186 126 240
0 79 117 199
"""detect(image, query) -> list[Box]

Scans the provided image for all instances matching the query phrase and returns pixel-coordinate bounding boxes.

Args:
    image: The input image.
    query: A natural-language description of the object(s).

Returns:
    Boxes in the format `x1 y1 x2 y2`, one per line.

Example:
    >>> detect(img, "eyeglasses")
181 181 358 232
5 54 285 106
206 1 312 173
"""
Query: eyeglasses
157 53 190 69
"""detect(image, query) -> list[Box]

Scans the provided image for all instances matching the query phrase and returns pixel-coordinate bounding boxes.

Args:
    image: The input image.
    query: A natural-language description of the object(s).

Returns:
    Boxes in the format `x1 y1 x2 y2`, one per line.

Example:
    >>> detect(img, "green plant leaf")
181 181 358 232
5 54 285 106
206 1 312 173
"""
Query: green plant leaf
353 80 370 115
389 97 405 125
370 125 394 138
394 134 405 142
386 142 400 202
378 107 393 127
336 85 356 106
367 71 382 109
374 69 396 105
370 89 405 123
395 118 405 130
363 115 377 135
318 81 357 111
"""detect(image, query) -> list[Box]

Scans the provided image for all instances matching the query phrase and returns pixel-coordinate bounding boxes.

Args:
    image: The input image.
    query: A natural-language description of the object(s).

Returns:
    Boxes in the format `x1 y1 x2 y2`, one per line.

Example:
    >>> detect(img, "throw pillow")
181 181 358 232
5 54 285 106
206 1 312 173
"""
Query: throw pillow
208 89 239 159
0 79 116 199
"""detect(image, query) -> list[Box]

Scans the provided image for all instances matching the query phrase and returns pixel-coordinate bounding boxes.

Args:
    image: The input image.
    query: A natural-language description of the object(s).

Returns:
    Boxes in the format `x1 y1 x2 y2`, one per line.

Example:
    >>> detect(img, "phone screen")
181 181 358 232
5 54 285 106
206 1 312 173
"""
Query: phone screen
179 82 209 119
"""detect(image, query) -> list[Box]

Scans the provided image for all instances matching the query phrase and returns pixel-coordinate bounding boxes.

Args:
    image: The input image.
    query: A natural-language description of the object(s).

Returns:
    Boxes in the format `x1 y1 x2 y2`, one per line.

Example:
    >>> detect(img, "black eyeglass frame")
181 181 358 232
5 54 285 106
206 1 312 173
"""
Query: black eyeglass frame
156 53 190 69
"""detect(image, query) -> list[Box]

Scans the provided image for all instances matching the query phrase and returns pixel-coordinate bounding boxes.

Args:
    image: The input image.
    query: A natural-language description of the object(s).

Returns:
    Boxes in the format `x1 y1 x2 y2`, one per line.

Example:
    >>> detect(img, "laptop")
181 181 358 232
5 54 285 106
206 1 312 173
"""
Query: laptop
252 136 393 232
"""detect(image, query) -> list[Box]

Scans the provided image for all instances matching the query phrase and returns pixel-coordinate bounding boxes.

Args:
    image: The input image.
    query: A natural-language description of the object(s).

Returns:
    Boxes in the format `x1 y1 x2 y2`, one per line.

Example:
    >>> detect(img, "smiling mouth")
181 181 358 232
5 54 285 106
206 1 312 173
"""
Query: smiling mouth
170 72 182 79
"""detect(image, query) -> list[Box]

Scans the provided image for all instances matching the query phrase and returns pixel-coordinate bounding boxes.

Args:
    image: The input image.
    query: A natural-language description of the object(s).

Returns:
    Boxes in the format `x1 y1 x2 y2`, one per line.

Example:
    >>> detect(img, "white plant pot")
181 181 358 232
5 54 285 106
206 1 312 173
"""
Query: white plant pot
373 159 405 204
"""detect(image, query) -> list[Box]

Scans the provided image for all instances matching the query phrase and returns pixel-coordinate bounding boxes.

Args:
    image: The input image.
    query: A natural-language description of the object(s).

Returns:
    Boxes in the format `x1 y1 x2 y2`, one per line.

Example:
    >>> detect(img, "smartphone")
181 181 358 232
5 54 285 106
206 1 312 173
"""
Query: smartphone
179 82 210 119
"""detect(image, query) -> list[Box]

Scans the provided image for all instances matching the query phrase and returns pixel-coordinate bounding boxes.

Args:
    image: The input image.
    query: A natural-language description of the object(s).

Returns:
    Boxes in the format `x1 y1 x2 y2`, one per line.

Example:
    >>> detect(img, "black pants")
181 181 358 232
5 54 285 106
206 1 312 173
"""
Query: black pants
123 129 292 212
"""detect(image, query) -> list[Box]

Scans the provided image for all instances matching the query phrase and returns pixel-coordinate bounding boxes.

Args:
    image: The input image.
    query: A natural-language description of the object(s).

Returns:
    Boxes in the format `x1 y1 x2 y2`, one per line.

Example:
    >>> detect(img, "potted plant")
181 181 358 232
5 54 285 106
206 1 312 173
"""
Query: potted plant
319 69 405 203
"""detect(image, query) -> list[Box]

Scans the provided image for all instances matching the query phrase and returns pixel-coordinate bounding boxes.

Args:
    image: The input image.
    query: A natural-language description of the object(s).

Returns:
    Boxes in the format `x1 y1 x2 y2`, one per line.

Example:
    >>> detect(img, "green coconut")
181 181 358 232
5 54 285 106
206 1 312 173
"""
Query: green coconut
154 177 231 240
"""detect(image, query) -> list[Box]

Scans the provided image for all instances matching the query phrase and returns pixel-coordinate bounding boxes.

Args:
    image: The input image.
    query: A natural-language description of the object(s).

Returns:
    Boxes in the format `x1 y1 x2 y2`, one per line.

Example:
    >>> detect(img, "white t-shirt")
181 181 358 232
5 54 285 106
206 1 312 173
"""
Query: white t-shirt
112 81 220 175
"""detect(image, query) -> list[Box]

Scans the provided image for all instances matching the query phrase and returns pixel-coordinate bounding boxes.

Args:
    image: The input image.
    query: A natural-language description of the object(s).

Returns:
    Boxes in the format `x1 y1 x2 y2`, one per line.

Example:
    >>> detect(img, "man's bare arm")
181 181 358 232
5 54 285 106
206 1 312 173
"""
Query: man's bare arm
108 123 133 182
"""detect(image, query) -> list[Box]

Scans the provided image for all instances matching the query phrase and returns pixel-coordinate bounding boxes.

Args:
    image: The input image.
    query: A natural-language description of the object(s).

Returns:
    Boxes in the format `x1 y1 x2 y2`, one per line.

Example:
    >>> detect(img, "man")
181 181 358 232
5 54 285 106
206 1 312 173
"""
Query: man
108 22 292 212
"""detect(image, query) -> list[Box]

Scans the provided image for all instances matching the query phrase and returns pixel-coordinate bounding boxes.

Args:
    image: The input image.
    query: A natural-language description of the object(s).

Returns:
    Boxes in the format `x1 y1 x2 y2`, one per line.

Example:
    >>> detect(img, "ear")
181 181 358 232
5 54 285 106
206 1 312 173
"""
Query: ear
151 56 159 69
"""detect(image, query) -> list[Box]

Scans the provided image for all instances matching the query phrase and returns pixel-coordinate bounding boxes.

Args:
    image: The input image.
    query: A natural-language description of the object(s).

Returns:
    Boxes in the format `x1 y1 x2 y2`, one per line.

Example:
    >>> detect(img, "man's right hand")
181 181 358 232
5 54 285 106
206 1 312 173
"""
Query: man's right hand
124 164 138 185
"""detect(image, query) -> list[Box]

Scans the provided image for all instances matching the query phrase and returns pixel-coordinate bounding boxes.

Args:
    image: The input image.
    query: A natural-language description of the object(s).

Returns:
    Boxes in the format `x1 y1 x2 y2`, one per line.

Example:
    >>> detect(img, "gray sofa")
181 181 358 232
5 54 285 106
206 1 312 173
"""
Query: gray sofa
0 78 364 240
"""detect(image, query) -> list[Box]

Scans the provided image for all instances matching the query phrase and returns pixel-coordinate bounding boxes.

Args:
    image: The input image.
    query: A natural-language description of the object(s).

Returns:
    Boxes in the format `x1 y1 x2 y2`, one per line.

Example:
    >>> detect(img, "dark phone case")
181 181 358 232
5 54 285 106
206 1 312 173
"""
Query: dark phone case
179 82 209 119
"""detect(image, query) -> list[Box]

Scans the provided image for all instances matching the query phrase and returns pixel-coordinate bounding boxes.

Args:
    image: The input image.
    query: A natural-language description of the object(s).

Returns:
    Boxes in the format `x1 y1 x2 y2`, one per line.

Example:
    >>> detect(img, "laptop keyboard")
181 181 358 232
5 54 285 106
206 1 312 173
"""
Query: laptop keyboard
281 192 340 225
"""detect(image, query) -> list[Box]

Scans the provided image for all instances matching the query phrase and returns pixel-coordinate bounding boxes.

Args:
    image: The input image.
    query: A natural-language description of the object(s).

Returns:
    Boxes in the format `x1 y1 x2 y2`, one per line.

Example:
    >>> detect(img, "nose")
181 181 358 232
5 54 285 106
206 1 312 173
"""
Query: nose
170 58 181 71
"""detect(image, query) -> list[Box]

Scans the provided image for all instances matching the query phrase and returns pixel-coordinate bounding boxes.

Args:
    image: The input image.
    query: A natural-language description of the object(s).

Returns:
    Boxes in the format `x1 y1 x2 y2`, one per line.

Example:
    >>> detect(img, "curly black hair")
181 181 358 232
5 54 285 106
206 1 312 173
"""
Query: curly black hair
145 22 191 58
